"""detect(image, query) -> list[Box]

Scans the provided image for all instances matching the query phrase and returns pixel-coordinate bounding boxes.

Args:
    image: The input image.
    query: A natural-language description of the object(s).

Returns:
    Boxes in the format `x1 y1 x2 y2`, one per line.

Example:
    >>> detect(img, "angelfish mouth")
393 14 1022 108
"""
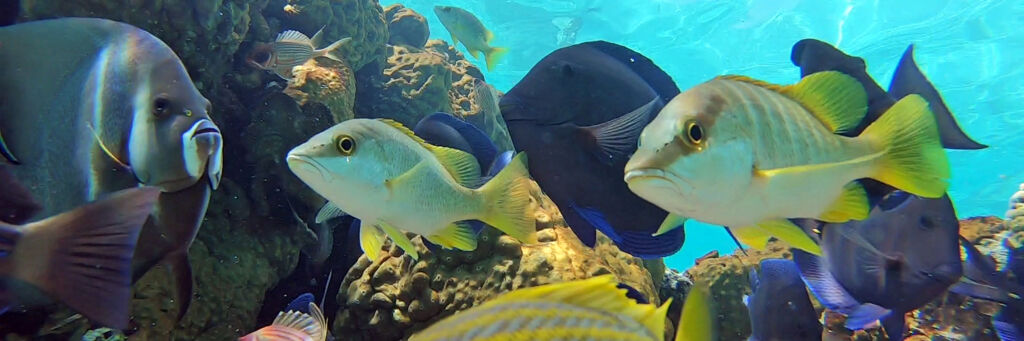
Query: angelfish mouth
182 119 223 190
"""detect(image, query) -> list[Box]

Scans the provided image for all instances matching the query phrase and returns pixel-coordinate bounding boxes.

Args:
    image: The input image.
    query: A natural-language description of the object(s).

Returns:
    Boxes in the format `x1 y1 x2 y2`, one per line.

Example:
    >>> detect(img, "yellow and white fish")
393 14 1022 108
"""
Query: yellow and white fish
624 71 951 255
410 274 716 341
285 118 537 261
434 5 509 71
238 301 327 341
247 26 351 79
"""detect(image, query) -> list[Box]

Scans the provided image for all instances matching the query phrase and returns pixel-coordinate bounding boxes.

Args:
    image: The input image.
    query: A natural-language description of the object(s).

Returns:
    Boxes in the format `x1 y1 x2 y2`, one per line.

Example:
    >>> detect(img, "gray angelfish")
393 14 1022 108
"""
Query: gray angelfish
0 17 223 321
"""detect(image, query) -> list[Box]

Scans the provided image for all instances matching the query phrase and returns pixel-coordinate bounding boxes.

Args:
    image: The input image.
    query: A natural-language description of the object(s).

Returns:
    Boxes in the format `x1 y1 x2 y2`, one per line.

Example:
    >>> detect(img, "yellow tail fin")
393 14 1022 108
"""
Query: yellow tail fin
676 281 717 341
485 46 509 71
477 152 537 244
861 94 951 198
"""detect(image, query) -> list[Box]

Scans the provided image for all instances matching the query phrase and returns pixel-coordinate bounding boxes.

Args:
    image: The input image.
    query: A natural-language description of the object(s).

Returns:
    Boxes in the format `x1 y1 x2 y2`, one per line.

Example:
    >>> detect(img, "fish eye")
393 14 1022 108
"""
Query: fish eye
153 97 171 116
918 216 936 230
336 135 355 155
684 120 704 144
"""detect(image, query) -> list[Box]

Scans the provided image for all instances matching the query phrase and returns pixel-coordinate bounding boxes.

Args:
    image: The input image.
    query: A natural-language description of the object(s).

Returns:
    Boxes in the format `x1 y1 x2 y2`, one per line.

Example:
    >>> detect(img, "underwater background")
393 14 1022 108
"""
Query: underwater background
388 0 1024 269
0 0 1023 340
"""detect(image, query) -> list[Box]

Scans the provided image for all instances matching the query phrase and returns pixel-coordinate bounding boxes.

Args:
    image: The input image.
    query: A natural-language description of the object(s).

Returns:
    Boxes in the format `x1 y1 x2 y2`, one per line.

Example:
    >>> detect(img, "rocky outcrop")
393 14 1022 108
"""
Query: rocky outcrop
331 181 662 340
284 58 358 123
384 4 428 48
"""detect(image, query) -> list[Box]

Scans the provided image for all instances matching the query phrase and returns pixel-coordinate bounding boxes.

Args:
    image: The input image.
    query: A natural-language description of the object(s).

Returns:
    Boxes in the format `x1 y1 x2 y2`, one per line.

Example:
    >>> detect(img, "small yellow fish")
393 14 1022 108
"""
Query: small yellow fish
434 6 509 71
624 71 950 255
285 118 537 261
247 26 351 79
410 274 716 341
238 301 328 341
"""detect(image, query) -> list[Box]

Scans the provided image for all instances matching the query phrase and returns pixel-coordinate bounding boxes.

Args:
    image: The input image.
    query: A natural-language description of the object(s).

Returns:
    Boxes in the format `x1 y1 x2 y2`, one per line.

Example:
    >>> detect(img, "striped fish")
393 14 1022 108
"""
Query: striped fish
624 71 951 256
409 274 715 341
238 301 328 341
252 26 351 80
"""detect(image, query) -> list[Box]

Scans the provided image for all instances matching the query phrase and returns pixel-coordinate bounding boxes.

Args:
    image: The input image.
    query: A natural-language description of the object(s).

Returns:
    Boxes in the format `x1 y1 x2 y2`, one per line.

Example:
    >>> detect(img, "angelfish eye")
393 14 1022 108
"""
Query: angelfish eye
153 98 170 116
336 135 355 155
683 120 704 145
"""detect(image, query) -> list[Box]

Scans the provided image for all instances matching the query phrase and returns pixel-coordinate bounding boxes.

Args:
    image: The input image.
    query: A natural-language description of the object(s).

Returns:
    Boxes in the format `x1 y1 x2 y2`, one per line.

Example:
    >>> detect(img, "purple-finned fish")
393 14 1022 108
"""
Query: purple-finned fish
247 26 351 79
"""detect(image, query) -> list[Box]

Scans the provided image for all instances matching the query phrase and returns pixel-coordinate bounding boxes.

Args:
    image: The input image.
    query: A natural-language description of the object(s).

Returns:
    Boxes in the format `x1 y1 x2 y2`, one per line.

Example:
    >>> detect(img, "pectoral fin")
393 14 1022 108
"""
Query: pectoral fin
377 222 419 260
0 132 18 164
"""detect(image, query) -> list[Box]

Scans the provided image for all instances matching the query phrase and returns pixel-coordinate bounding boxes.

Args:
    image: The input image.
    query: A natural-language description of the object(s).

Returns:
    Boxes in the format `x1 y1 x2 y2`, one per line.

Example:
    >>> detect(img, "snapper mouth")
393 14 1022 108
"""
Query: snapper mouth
286 154 329 182
623 168 695 197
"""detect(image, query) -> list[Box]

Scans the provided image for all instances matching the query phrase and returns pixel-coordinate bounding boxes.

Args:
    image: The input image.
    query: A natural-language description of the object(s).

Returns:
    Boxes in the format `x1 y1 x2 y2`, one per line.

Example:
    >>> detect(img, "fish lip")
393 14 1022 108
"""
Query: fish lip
623 168 695 195
190 119 221 138
286 154 328 181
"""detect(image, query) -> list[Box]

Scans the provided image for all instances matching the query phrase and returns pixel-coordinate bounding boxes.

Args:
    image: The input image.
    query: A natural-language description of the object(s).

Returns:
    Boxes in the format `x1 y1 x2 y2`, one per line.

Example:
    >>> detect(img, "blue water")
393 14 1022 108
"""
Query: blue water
385 0 1024 271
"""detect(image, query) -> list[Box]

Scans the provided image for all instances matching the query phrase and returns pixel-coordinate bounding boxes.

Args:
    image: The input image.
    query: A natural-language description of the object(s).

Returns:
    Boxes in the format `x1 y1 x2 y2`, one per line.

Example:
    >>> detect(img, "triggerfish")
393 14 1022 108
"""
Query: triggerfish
434 6 509 71
247 26 351 80
625 71 951 255
286 118 537 261
0 166 160 329
410 274 717 341
790 191 963 339
499 41 686 258
744 259 822 341
239 293 328 341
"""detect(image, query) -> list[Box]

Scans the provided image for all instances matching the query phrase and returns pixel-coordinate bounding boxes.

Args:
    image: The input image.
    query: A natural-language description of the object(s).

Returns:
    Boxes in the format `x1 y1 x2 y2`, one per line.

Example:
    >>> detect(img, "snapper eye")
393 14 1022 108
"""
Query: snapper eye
683 120 704 145
336 135 355 155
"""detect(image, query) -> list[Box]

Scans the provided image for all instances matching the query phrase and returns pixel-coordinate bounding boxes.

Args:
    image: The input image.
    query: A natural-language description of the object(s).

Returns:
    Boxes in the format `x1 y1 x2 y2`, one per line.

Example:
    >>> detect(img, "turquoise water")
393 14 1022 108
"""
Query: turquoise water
387 0 1024 270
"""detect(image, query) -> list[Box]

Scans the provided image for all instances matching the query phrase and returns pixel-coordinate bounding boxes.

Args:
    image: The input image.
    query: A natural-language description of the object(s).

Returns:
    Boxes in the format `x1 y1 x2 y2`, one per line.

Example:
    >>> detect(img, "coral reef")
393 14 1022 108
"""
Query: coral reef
384 4 429 48
332 181 661 340
1008 183 1024 221
284 58 358 123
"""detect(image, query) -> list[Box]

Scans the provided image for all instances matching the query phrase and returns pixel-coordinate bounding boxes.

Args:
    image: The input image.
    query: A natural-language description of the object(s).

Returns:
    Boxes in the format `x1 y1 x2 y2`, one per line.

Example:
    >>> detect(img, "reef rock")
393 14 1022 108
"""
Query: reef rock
267 0 388 71
384 4 429 48
1008 183 1024 221
332 181 661 340
284 58 358 123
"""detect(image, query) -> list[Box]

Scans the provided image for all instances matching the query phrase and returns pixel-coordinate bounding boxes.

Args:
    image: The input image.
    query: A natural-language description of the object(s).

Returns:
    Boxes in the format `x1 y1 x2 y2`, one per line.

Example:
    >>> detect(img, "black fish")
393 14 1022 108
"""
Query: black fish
499 40 684 258
745 259 822 341
950 236 1024 341
0 166 159 328
792 191 963 339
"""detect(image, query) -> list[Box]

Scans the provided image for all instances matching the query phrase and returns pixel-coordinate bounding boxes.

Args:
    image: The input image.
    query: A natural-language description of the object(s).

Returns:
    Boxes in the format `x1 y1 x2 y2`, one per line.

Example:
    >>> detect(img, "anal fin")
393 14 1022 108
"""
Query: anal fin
425 221 478 251
359 222 387 261
732 219 821 255
377 222 419 260
818 182 869 223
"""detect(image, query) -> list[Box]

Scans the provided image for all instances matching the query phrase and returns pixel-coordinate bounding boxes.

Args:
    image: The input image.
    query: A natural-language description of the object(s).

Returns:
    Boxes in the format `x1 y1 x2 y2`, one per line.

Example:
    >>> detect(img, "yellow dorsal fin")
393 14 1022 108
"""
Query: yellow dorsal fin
377 118 481 188
720 72 868 133
486 275 668 337
818 181 869 223
271 309 323 340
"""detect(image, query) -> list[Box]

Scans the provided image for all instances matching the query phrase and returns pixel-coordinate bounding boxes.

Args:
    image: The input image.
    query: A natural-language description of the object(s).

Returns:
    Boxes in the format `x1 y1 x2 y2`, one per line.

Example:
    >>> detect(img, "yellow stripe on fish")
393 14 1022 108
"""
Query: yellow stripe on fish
626 71 950 255
286 118 537 262
410 275 716 341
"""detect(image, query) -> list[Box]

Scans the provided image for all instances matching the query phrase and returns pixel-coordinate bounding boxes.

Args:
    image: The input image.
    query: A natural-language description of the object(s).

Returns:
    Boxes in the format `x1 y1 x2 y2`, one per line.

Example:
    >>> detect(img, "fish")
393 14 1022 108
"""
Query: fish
499 40 686 259
247 26 351 80
433 5 509 71
468 79 515 151
0 17 223 321
744 259 822 341
286 118 537 261
949 235 1024 341
240 293 329 341
0 166 159 328
790 190 963 339
409 274 717 341
625 70 952 255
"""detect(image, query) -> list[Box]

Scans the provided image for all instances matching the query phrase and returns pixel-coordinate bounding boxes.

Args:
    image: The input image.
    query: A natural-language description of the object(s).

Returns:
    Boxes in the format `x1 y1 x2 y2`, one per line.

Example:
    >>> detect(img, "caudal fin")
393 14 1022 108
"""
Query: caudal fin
320 37 352 62
15 187 160 329
477 152 537 244
484 46 509 71
861 94 951 198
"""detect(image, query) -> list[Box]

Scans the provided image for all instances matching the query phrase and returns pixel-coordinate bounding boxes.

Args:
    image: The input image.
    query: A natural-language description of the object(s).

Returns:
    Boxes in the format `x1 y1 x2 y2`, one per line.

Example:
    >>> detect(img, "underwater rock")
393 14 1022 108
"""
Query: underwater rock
284 58 358 123
384 4 429 48
1009 183 1024 221
268 0 388 71
332 181 660 340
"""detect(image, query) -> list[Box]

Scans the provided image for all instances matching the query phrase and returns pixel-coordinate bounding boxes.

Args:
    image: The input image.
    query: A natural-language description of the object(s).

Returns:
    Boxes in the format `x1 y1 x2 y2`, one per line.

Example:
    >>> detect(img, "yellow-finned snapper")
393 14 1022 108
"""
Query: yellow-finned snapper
624 71 951 255
409 274 717 341
247 26 351 80
433 5 509 71
285 118 537 261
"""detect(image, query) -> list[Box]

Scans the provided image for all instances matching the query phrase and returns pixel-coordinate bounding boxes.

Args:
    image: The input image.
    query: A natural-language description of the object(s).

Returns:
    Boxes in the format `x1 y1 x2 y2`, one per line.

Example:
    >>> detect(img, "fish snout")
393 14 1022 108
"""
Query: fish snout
182 119 223 190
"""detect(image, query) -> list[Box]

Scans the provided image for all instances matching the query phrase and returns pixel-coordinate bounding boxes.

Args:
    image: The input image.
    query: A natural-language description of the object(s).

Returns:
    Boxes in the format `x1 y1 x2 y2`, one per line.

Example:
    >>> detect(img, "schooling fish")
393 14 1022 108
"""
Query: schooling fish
499 40 685 258
286 118 536 261
409 274 716 341
240 293 328 341
625 71 951 255
790 191 963 339
433 5 509 71
0 17 223 321
0 166 159 328
744 259 822 341
247 26 351 79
